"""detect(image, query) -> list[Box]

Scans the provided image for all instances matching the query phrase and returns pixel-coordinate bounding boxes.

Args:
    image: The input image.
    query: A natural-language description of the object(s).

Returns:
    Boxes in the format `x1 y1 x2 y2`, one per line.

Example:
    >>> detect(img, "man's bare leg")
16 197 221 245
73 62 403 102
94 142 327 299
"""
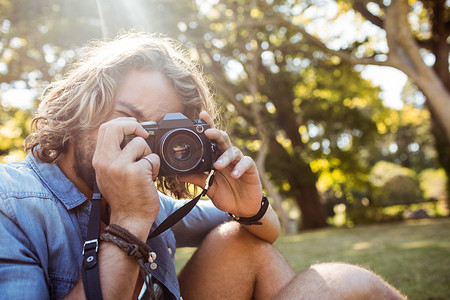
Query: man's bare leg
178 221 296 300
273 262 407 300
178 222 406 300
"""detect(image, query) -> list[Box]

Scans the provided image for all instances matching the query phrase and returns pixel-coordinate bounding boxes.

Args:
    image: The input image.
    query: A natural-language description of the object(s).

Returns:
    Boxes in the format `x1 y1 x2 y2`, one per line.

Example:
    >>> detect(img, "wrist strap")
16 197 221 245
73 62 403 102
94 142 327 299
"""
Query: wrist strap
229 194 269 225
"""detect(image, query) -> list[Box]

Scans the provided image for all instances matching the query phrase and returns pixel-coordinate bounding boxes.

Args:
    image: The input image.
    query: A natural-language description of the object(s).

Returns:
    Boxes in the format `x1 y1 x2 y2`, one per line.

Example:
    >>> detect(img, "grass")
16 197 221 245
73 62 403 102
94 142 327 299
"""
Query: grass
175 218 450 300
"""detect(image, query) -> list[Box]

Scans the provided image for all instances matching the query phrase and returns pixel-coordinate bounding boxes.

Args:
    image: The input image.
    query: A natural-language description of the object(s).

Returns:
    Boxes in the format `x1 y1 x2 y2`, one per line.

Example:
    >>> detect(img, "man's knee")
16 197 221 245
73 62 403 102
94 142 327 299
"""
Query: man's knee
275 262 406 300
199 221 270 256
207 220 255 241
310 263 405 299
178 221 275 299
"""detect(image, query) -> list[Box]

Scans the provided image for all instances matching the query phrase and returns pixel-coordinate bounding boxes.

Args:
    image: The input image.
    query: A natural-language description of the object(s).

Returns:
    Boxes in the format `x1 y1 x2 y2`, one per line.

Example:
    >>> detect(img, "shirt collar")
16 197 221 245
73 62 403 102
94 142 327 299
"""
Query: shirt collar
26 154 88 210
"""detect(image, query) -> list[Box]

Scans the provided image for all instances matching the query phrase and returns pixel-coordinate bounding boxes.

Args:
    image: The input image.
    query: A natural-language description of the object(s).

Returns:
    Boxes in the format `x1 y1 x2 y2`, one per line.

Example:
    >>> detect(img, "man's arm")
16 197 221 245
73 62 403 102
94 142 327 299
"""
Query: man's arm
67 117 161 299
180 111 281 244
239 204 280 243
65 220 151 299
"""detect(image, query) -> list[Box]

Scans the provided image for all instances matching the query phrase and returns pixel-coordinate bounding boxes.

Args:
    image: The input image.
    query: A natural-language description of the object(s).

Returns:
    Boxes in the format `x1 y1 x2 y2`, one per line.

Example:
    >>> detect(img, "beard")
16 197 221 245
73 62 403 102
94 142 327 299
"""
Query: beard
73 132 96 191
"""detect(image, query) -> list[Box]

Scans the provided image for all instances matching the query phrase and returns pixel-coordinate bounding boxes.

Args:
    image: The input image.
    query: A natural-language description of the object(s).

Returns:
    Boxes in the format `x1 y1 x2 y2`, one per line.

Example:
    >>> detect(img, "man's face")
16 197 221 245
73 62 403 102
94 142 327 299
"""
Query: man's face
73 70 185 189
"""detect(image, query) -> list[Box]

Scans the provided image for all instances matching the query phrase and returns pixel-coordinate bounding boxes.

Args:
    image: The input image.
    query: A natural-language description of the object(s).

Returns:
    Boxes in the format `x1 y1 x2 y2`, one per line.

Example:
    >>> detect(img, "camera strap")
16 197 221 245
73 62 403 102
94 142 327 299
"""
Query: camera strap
81 180 103 300
81 170 215 300
148 170 215 239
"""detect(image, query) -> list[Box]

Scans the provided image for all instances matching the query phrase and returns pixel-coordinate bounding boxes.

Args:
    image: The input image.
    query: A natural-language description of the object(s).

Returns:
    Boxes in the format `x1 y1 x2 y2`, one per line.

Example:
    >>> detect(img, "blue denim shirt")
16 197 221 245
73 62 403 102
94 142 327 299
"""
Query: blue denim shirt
0 154 229 299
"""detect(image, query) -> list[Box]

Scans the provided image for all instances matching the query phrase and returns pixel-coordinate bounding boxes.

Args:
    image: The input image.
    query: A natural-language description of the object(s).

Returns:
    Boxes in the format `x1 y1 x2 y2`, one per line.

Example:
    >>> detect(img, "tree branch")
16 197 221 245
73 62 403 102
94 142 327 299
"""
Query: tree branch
270 14 394 67
416 38 434 51
353 0 384 29
210 72 253 120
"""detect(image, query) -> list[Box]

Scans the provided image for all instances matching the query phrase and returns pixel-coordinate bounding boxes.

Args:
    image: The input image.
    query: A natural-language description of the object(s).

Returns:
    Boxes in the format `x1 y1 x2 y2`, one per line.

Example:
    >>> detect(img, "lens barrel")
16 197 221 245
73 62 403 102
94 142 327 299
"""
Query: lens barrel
160 128 204 173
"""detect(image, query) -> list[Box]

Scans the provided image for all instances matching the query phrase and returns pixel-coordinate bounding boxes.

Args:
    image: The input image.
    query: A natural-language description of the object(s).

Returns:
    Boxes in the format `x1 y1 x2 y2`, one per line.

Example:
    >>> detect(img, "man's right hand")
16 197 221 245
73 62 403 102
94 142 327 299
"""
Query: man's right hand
92 117 160 238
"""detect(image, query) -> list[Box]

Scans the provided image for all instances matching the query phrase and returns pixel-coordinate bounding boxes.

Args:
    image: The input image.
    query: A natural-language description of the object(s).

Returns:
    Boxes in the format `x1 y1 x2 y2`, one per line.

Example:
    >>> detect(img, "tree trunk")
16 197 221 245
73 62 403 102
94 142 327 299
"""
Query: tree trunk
426 0 450 214
384 1 450 143
256 151 295 233
267 138 329 230
266 74 329 230
294 184 328 229
247 53 293 232
428 109 450 215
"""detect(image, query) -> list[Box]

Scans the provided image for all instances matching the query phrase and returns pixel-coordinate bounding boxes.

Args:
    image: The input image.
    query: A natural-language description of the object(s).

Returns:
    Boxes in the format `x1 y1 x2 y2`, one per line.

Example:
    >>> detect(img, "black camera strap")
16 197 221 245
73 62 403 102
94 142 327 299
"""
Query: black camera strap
81 170 215 300
81 180 103 300
148 170 215 239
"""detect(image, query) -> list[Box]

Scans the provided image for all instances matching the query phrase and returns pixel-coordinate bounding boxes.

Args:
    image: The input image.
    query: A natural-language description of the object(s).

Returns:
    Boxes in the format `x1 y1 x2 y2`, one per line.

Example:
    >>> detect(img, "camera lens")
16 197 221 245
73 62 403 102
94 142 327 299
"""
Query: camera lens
173 143 191 161
160 129 204 173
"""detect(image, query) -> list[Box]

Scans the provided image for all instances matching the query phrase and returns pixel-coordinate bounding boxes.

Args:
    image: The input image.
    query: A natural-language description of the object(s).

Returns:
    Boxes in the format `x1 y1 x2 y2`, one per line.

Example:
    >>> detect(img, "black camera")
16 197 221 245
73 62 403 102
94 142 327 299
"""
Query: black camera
123 113 221 176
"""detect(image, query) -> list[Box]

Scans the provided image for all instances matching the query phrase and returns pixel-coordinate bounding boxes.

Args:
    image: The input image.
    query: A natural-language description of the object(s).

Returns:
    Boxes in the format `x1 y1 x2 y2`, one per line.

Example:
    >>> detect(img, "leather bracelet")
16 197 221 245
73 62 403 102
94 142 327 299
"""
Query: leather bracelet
100 228 158 297
102 224 157 263
100 232 147 261
228 194 269 225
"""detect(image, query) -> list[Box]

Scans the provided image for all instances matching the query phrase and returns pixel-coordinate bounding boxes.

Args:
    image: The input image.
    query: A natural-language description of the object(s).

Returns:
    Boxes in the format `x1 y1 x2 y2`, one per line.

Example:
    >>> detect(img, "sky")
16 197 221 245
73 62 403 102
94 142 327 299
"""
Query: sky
1 83 36 110
362 66 408 110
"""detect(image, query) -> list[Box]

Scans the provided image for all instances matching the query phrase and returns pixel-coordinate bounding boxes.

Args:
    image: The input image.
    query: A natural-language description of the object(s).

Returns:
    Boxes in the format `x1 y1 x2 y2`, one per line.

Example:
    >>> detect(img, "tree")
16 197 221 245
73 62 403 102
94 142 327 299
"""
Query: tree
0 105 31 162
2 0 444 227
259 0 450 211
0 0 105 161
267 1 449 137
143 0 393 229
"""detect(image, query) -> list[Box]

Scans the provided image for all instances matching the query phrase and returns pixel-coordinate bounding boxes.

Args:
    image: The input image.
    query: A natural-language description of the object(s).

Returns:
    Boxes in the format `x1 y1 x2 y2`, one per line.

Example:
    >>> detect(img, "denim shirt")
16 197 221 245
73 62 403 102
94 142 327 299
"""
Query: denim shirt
0 154 229 299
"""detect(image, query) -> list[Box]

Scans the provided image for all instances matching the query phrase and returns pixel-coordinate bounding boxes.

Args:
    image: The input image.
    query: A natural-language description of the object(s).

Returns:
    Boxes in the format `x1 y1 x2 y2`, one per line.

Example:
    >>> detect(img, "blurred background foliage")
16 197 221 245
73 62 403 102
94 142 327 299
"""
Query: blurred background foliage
0 0 448 231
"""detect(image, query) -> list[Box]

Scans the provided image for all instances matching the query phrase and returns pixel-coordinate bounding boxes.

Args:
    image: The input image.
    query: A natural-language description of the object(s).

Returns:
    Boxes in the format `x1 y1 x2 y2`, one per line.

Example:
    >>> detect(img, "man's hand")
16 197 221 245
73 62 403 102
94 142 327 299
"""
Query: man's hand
179 111 263 218
92 117 160 234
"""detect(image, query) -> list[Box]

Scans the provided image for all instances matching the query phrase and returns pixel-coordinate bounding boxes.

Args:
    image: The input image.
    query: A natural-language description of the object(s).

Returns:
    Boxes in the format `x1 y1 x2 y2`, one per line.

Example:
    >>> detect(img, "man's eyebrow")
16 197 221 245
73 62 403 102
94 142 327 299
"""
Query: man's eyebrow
116 102 145 120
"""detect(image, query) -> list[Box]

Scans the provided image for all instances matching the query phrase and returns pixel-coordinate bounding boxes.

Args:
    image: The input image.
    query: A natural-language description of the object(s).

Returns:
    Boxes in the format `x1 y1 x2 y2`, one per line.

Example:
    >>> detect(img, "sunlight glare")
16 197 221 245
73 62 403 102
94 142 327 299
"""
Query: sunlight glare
196 0 219 16
362 66 408 109
1 88 36 110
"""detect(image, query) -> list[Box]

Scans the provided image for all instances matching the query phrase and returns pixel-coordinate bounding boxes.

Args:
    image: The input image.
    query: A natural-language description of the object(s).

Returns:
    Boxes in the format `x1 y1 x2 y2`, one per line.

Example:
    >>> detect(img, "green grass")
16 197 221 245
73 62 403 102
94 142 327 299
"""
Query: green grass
175 218 450 300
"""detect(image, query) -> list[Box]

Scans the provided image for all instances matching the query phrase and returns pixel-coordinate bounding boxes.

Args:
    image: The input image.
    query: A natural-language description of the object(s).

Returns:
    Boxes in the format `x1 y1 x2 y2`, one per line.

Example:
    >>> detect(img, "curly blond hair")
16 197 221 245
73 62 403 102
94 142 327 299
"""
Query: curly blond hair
26 32 218 198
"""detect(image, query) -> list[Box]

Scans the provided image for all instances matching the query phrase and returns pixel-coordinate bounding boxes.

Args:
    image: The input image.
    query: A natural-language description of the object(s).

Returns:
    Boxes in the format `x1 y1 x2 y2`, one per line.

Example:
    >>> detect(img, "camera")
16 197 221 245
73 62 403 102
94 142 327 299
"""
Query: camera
123 112 221 176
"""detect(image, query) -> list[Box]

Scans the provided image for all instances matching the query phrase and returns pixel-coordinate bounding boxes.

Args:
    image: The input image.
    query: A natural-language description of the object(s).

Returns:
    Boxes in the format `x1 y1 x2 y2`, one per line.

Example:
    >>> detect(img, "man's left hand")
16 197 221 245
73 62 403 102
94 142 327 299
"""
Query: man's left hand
179 111 262 218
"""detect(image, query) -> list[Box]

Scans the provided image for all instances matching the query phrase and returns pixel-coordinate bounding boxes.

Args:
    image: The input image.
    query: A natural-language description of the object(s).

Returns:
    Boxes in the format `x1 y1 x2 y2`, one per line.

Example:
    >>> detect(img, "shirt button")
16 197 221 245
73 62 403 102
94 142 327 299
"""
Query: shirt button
168 248 173 255
150 262 157 270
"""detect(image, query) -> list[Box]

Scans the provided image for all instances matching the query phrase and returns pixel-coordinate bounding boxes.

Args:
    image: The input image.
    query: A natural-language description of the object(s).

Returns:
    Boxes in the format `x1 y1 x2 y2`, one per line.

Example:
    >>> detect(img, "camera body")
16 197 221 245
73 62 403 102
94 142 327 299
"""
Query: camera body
124 113 220 176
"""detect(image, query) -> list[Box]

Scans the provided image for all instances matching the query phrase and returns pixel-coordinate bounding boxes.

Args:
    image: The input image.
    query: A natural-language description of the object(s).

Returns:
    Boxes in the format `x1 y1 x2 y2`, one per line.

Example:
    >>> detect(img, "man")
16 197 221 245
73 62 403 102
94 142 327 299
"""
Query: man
0 33 405 299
